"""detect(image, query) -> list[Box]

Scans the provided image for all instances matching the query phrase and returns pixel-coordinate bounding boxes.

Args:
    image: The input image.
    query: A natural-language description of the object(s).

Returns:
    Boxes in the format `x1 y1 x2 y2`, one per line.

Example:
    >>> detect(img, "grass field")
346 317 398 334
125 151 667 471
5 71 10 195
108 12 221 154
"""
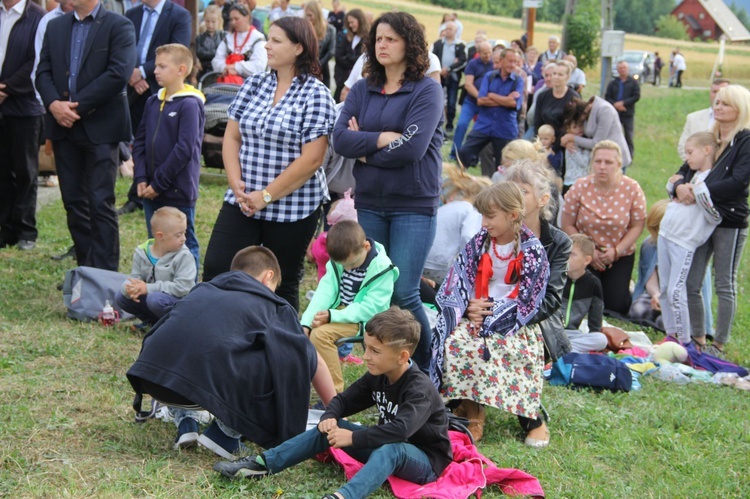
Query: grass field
2 3 750 496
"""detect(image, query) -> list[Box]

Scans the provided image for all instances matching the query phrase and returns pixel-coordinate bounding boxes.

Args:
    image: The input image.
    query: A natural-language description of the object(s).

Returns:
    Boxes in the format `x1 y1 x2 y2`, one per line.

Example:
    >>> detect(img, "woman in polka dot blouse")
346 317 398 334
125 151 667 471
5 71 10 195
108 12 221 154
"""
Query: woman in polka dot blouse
561 140 647 314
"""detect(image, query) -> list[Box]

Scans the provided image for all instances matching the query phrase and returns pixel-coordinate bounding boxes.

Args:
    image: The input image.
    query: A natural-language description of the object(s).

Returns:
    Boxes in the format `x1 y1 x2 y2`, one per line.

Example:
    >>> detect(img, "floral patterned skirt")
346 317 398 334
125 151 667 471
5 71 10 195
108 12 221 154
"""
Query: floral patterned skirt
440 319 544 419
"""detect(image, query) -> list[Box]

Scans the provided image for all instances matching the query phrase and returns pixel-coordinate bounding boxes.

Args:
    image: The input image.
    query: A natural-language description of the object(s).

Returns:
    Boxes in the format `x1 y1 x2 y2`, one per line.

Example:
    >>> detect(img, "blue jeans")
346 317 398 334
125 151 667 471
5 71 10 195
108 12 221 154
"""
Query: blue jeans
262 419 437 499
451 99 478 159
116 290 179 324
142 198 200 276
357 209 437 371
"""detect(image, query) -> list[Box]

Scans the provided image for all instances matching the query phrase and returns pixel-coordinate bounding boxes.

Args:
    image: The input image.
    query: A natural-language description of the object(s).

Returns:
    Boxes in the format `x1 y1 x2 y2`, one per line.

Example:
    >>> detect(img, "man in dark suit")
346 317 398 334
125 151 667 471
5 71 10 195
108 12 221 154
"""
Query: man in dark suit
0 0 46 250
605 60 640 159
118 0 192 215
36 0 136 271
432 21 466 133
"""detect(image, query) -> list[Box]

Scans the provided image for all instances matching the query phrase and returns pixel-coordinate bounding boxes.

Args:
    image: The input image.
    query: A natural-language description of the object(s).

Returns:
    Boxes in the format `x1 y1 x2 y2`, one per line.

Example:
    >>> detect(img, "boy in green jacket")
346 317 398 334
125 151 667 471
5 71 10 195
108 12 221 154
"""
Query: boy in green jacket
301 221 399 393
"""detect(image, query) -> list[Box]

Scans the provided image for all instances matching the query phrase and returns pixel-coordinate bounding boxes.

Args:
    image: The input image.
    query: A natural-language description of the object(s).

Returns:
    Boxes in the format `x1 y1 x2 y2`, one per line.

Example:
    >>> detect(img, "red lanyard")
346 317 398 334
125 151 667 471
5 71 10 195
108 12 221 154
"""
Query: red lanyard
233 27 254 54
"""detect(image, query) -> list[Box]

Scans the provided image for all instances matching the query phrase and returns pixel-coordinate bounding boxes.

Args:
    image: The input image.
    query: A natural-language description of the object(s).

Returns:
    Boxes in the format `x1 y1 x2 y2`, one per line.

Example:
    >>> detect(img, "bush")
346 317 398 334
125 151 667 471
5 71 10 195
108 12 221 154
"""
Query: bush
564 11 600 71
654 14 690 41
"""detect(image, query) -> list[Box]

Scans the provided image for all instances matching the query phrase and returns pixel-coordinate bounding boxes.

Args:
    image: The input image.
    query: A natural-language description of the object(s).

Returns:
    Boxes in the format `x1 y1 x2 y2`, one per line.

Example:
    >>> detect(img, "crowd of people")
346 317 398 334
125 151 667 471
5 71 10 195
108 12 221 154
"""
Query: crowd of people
2 0 750 496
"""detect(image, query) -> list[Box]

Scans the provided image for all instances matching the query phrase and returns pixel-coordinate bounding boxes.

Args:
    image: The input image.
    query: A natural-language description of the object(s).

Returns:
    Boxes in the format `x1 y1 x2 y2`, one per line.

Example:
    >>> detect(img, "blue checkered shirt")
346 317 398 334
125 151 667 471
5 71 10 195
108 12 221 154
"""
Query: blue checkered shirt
225 72 336 222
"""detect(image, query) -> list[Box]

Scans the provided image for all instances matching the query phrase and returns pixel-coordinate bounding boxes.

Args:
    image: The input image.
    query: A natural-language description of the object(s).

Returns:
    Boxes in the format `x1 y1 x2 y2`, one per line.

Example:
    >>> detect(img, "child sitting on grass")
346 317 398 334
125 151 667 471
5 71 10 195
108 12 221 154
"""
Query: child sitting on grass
127 246 336 456
562 234 608 353
302 221 399 393
116 207 196 325
213 307 453 499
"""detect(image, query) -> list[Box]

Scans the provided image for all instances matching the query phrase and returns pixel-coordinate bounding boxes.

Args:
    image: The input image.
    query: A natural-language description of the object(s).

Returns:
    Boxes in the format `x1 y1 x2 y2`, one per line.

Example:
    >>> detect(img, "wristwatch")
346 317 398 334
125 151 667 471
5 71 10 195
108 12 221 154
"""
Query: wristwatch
262 189 273 204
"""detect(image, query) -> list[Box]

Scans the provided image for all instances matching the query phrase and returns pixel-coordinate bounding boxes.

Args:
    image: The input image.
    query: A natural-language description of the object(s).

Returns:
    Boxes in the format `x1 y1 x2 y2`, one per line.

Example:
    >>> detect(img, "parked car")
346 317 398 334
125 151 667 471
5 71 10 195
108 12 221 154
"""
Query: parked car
611 50 655 84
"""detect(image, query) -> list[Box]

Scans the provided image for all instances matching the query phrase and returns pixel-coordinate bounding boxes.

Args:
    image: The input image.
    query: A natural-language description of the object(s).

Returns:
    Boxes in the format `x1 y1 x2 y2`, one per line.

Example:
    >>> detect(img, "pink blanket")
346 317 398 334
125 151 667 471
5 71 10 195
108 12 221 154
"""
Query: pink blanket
324 431 544 498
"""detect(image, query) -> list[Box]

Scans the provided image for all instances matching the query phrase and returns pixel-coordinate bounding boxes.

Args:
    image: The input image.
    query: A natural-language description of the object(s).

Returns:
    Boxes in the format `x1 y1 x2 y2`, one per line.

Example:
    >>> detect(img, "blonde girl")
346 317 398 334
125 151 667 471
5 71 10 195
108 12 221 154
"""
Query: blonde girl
431 181 550 444
424 165 491 284
195 5 225 79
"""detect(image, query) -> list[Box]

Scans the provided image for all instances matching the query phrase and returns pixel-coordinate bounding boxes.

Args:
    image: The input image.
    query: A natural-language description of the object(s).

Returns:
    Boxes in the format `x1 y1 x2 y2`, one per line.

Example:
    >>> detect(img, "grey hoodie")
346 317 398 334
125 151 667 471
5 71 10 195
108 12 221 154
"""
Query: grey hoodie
121 239 196 298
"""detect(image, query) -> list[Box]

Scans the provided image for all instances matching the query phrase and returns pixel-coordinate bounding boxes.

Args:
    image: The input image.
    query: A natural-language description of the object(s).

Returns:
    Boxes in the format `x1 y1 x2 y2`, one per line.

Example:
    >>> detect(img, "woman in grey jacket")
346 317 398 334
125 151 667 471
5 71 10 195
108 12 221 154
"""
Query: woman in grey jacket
561 96 632 170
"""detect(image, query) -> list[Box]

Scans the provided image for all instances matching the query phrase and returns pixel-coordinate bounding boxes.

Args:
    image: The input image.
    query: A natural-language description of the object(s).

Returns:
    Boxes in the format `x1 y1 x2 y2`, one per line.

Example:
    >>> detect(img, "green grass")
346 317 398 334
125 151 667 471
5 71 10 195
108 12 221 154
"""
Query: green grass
2 73 750 499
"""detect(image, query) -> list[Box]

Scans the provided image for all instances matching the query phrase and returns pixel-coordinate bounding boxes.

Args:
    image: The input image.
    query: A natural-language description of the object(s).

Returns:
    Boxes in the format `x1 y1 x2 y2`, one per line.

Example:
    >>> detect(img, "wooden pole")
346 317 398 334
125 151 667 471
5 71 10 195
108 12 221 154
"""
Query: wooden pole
527 8 536 47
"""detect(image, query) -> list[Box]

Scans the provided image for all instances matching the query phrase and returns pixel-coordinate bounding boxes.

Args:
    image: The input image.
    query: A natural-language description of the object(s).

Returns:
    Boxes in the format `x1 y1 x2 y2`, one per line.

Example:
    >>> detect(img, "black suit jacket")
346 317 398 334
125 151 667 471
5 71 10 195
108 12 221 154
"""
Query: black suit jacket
604 76 641 118
36 7 137 144
125 2 192 93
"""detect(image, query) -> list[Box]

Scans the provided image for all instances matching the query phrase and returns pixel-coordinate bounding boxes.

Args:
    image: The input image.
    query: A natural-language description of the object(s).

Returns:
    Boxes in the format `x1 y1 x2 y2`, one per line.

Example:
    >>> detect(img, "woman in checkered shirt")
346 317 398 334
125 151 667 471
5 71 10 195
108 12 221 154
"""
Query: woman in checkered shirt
202 16 336 311
332 12 444 370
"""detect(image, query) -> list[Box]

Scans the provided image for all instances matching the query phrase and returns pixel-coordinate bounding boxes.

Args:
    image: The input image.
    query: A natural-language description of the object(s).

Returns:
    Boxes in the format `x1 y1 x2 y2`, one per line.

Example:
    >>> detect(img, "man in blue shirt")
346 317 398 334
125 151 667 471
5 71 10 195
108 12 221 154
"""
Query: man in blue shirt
457 48 524 178
450 41 492 161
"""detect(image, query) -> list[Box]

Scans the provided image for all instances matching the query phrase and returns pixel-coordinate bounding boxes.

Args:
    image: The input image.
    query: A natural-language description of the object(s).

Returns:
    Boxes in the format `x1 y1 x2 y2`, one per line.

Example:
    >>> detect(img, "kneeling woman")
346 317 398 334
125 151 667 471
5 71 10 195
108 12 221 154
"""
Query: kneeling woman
430 182 550 445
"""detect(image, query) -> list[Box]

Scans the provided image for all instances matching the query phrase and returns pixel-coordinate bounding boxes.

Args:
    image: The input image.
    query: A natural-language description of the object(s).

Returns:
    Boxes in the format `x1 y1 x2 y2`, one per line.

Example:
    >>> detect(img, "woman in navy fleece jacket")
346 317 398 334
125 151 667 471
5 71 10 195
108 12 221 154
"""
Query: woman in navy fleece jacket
332 11 444 371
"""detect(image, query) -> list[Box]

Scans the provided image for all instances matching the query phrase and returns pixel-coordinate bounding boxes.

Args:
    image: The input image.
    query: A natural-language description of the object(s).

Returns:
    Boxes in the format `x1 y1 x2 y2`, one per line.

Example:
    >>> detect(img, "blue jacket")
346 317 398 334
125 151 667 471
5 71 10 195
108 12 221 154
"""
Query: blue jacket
473 70 524 139
0 0 44 117
333 77 444 215
133 85 205 207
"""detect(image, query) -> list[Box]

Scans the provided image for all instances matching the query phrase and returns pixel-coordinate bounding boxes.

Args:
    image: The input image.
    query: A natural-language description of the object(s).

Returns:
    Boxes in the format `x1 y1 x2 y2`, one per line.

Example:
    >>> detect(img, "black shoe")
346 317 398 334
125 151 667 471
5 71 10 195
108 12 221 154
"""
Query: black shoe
51 246 76 261
213 454 269 479
174 418 200 450
117 200 141 216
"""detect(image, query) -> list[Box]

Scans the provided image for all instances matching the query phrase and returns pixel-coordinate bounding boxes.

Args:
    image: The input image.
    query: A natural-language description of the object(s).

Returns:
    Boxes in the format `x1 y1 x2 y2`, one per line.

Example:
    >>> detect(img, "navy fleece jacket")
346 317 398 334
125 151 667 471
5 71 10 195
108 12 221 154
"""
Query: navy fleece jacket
332 77 444 215
133 85 205 207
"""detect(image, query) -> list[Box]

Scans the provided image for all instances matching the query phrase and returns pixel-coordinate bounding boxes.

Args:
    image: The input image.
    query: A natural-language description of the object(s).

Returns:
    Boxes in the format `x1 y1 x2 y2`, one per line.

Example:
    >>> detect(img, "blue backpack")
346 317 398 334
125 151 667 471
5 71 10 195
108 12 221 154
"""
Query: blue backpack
549 353 633 392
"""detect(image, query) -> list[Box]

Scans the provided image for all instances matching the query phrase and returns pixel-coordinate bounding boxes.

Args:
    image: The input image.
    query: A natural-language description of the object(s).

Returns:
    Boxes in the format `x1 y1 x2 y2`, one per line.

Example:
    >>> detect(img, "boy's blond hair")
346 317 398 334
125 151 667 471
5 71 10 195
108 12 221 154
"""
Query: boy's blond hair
155 43 193 75
365 306 420 355
646 199 669 241
230 246 282 286
537 124 555 139
570 233 595 259
327 220 366 263
151 206 186 233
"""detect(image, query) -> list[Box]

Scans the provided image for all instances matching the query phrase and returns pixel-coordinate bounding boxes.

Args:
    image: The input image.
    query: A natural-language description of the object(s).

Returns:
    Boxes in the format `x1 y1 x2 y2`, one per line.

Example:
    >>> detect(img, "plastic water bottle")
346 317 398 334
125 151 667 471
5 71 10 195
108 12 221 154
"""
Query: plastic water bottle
100 300 116 326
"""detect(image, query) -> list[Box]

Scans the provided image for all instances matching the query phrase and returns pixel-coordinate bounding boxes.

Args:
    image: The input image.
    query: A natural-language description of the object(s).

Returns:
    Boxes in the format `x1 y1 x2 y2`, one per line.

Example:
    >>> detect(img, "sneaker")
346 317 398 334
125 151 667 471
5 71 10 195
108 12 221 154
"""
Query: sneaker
703 344 725 359
198 421 247 460
213 454 269 479
339 354 363 365
174 417 200 450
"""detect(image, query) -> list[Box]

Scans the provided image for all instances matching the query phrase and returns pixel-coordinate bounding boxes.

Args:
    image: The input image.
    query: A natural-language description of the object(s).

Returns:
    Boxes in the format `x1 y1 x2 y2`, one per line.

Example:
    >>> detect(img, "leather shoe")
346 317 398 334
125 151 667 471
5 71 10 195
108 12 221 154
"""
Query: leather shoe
117 200 142 216
17 240 36 251
52 245 76 261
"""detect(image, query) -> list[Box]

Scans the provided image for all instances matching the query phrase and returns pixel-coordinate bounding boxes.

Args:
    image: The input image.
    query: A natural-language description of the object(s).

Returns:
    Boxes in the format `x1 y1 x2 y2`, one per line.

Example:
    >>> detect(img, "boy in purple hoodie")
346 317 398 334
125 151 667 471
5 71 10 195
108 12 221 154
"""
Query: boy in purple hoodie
133 43 205 273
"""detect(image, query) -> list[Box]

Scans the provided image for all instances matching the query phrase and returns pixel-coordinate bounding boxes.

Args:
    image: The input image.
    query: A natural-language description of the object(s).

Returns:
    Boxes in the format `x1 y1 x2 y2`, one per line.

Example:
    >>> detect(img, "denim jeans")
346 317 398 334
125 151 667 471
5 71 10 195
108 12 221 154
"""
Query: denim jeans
357 209 437 371
444 77 460 128
262 419 437 499
142 198 200 276
115 290 179 324
451 99 478 159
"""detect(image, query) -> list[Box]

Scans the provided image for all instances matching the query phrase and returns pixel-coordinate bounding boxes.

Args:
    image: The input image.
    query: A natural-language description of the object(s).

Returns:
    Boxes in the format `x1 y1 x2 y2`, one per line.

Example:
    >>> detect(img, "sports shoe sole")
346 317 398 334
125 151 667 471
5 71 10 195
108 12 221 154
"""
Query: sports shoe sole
174 431 199 450
198 434 241 461
213 463 269 479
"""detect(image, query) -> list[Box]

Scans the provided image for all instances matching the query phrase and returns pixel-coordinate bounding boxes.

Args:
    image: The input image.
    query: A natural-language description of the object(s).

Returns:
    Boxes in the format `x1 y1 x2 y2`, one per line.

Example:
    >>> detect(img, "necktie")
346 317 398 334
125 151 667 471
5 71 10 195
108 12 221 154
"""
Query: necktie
136 8 155 66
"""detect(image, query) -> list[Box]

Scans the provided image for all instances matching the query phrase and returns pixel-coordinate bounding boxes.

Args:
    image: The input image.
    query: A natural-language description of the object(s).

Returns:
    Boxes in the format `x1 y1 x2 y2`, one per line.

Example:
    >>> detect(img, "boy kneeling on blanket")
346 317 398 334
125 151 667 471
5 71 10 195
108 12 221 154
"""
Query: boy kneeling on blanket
213 307 453 498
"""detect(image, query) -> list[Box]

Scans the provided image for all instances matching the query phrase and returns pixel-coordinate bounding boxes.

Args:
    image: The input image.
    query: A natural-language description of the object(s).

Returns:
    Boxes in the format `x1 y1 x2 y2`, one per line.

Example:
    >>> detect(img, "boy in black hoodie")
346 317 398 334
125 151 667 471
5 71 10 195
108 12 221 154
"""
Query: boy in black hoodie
213 307 453 498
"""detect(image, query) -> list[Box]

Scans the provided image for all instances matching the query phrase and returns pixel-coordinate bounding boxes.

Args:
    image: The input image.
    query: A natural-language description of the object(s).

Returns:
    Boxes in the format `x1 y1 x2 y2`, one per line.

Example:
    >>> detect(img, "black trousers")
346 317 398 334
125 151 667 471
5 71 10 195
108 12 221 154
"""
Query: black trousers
53 125 120 270
202 202 321 311
458 132 510 177
589 252 635 315
619 115 635 159
0 115 43 244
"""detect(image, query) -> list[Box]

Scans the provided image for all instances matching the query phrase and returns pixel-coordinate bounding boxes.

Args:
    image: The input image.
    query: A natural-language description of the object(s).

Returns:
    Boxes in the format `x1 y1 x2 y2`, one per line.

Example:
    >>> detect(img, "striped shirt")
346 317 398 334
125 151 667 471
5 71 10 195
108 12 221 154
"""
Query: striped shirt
339 240 377 305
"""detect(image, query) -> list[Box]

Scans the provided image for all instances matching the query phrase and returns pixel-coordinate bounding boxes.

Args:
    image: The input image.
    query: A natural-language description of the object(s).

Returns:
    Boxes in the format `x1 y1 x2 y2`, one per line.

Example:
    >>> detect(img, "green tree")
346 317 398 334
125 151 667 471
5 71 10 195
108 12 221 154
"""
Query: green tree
729 1 750 31
654 14 689 40
564 11 600 70
614 0 675 35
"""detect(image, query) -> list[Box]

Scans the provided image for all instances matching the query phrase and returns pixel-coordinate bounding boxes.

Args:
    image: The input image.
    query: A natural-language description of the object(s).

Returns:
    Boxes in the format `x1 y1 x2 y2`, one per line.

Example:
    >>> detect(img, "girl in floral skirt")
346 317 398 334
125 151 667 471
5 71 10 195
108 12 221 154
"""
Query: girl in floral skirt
430 181 550 444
